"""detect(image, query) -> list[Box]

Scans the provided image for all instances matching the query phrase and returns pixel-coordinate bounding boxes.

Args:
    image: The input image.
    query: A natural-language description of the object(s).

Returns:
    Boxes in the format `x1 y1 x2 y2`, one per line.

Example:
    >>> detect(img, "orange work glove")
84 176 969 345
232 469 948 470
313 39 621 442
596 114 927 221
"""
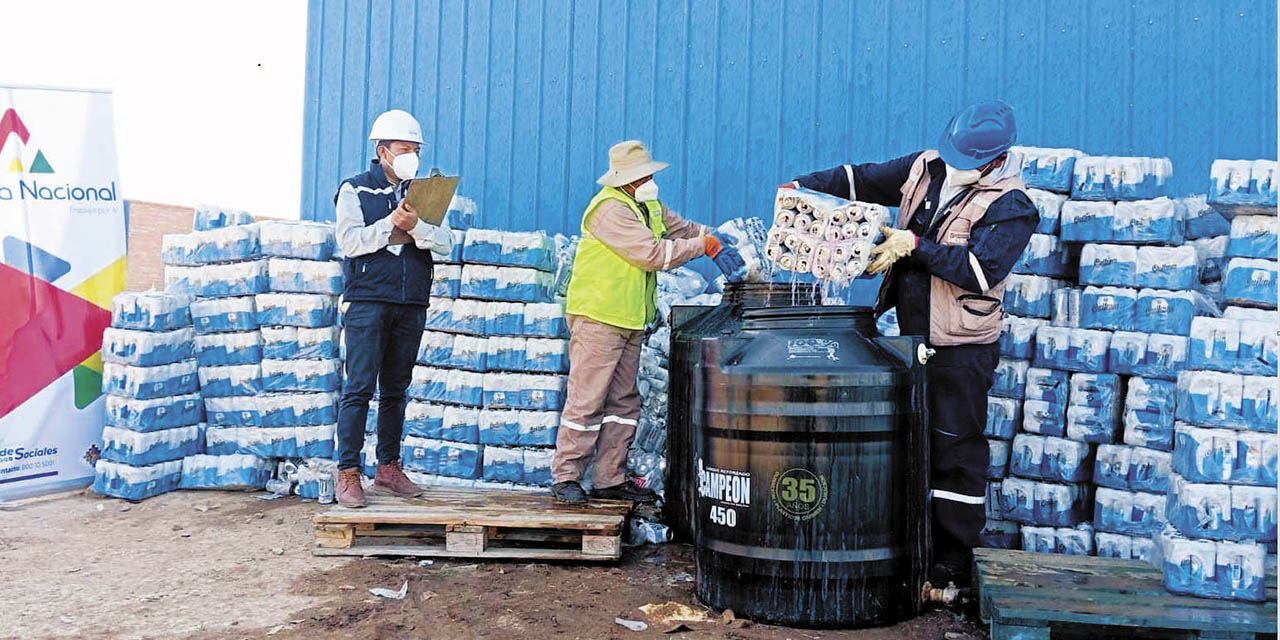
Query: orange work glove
703 234 722 258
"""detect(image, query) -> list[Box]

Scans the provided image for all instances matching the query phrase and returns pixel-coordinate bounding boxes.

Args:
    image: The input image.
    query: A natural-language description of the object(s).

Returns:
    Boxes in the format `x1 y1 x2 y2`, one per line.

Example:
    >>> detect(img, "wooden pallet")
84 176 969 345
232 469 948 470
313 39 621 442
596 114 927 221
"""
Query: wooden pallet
312 488 632 561
974 548 1278 640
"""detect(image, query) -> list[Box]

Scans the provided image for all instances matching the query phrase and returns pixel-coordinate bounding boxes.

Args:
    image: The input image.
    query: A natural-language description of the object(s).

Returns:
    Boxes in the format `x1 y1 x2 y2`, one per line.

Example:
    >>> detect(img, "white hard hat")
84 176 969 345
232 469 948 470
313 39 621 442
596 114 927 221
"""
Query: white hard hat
368 109 424 144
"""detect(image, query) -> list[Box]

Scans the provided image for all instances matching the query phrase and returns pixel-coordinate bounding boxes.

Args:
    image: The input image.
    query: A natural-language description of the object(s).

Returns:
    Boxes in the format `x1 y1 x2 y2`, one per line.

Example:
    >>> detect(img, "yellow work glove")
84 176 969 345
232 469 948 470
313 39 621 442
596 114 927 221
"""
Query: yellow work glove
867 225 918 275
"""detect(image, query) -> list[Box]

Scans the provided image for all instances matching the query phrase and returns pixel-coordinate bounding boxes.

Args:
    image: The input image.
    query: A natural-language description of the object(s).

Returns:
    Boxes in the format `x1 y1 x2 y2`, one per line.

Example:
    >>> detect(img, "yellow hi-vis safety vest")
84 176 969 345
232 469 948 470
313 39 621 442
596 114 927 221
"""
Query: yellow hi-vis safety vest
565 186 668 330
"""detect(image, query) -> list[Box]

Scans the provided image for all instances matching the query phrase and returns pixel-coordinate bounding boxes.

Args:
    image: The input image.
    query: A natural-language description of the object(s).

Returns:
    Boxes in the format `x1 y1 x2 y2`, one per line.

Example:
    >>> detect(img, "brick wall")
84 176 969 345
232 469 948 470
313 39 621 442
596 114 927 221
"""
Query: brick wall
125 200 192 292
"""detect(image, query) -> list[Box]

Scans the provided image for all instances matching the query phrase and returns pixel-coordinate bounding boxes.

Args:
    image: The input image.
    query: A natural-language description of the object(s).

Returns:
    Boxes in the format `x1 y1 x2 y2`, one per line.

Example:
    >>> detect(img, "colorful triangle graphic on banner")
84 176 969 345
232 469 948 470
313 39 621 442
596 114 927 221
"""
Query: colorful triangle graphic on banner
7 157 22 173
29 150 53 174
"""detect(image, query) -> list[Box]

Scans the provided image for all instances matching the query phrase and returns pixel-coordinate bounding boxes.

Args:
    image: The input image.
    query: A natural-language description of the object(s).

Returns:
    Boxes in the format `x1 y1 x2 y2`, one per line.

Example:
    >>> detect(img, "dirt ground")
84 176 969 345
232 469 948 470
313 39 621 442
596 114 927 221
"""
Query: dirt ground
1 490 985 640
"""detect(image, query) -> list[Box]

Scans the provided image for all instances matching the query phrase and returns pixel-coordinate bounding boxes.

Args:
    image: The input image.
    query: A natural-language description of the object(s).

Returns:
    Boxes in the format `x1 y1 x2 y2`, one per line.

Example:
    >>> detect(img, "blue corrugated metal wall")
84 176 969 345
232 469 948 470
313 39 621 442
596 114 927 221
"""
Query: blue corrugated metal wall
300 0 1277 234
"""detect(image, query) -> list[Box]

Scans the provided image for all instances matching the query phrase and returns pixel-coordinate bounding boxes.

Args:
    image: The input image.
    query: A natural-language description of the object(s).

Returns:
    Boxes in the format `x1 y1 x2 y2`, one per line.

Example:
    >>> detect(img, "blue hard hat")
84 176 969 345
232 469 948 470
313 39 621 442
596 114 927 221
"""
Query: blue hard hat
937 100 1017 171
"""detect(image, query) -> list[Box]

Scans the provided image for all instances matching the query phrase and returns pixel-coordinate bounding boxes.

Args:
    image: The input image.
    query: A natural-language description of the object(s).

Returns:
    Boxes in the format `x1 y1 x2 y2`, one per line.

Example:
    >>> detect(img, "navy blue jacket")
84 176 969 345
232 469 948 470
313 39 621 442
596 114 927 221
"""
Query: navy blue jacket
795 152 1038 338
336 160 435 305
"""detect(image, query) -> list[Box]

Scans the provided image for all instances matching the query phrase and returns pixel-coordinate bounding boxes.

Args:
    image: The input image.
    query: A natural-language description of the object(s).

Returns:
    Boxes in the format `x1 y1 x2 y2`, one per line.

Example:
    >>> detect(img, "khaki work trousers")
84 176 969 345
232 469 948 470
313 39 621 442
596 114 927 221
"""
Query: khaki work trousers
551 314 645 488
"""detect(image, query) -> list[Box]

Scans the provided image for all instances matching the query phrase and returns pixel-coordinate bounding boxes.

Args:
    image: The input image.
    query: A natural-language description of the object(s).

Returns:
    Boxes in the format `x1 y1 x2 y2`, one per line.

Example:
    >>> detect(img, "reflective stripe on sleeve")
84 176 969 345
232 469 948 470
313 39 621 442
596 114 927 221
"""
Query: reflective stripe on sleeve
561 419 601 432
930 489 986 505
968 252 991 292
602 415 638 426
843 164 856 200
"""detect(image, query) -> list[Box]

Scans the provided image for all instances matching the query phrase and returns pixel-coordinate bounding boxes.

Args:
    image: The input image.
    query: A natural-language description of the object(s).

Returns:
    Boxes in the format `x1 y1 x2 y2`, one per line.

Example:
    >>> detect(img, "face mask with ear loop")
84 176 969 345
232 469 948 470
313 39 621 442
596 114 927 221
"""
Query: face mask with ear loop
633 180 660 201
383 147 420 181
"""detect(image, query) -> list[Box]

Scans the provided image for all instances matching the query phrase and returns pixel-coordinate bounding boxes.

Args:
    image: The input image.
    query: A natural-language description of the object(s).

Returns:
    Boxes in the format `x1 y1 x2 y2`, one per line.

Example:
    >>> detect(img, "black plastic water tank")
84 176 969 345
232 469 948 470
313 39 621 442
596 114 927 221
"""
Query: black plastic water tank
689 305 928 628
666 282 821 541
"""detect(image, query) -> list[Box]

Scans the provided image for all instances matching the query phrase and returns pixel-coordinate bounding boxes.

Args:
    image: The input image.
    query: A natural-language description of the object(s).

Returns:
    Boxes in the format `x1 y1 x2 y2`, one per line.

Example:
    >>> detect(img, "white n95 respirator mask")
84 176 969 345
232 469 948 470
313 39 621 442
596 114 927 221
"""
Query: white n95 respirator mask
634 180 659 201
390 151 419 181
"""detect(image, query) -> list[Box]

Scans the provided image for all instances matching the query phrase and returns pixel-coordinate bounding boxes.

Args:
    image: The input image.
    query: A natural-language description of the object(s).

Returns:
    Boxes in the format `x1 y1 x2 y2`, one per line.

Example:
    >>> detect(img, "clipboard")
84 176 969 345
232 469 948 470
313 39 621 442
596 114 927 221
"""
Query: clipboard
404 174 459 226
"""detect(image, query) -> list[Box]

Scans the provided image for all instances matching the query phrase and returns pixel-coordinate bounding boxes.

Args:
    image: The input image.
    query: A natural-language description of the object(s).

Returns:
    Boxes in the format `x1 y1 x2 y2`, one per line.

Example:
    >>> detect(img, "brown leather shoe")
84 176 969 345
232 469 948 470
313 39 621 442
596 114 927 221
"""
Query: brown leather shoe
336 468 366 508
374 460 422 498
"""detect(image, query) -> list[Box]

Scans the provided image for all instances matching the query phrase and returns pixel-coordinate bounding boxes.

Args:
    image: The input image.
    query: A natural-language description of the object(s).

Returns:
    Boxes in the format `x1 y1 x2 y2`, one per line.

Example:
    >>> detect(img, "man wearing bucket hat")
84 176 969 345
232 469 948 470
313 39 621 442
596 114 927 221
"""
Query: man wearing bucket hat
551 140 746 504
785 100 1038 588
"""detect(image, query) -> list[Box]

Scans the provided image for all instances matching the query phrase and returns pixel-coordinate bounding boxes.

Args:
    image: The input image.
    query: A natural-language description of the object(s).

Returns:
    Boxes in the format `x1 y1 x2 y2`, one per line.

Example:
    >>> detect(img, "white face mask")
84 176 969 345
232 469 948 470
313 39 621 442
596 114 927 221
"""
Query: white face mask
946 164 983 187
633 180 659 201
386 149 419 181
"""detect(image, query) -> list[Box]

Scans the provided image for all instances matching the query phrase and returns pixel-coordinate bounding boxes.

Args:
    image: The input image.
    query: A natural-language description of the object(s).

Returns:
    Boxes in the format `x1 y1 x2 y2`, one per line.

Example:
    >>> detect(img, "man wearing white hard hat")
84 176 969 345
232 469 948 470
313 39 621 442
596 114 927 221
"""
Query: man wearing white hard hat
332 109 454 508
551 140 746 504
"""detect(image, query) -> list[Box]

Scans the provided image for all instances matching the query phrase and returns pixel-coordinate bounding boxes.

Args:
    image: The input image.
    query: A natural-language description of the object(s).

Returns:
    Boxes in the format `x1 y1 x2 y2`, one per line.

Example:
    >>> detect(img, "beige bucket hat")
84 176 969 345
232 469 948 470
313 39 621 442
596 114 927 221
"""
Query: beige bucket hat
596 140 669 187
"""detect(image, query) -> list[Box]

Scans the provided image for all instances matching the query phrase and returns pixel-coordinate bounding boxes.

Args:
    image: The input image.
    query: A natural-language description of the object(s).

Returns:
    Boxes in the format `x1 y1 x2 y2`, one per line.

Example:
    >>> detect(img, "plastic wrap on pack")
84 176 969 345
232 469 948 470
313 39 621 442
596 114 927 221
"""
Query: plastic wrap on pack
483 301 524 336
1093 444 1130 490
100 424 203 466
1027 189 1067 234
93 459 183 500
1003 274 1060 318
416 331 455 365
1236 318 1279 376
1002 479 1090 527
445 194 479 230
991 359 1030 399
1025 368 1069 406
1112 198 1181 245
191 296 258 334
1166 473 1277 543
1225 215 1277 259
525 337 569 373
267 258 343 295
1121 377 1176 450
195 260 269 299
766 187 889 281
295 424 336 459
161 233 201 266
1057 524 1095 556
658 266 708 301
523 448 554 486
360 435 378 477
1032 325 1071 370
500 231 557 272
111 291 193 332
551 234 578 297
1069 372 1121 411
293 391 340 426
196 363 261 398
1208 158 1279 216
1191 236 1230 287
193 331 262 367
985 397 1022 440
1059 200 1116 242
422 297 454 332
478 408 521 446
1117 333 1186 380
445 335 489 372
402 401 444 438
178 454 273 490
1014 147 1082 193
451 299 489 335
998 477 1033 523
1021 400 1065 437
461 229 503 264
193 225 262 264
1135 289 1205 336
294 458 338 499
1079 286 1136 331
401 436 482 479
978 519 1021 550
1013 234 1072 278
1189 316 1241 372
1176 371 1245 429
163 265 200 296
1095 532 1135 559
1070 328 1111 373
987 438 1010 480
431 264 462 298
204 425 296 458
1179 196 1232 240
1172 424 1276 486
1020 525 1058 553
1093 486 1167 536
1156 525 1267 602
1012 434 1091 482
193 204 254 231
716 217 770 282
482 446 524 484
438 405 480 443
518 411 559 446
409 366 484 407
1241 375 1278 432
429 228 466 264
999 317 1046 360
105 392 203 432
102 327 194 367
1222 257 1277 309
482 373 566 411
1065 403 1117 444
1072 156 1171 201
522 302 568 338
257 220 336 261
1078 244 1137 287
1134 245 1198 290
102 360 199 400
1050 288 1081 328
985 482 1007 521
255 293 338 328
260 326 340 360
461 265 555 303
484 336 524 372
260 359 341 393
253 394 295 427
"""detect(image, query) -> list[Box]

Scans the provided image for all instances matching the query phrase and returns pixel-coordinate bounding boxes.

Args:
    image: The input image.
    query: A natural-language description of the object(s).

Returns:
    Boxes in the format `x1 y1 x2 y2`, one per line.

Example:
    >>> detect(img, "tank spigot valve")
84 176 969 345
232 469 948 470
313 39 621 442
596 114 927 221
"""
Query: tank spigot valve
917 344 936 364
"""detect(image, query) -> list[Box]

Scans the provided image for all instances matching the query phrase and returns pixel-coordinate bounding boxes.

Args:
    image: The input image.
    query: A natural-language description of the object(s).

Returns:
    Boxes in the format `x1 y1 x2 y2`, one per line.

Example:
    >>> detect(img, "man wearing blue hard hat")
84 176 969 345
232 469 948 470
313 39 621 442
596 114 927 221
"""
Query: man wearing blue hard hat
786 100 1038 588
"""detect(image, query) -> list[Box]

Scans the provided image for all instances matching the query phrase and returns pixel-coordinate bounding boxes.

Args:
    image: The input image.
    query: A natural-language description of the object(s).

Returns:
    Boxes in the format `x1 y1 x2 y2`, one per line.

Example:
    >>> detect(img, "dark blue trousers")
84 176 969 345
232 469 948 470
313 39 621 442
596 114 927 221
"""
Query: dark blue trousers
336 301 426 470
927 342 999 560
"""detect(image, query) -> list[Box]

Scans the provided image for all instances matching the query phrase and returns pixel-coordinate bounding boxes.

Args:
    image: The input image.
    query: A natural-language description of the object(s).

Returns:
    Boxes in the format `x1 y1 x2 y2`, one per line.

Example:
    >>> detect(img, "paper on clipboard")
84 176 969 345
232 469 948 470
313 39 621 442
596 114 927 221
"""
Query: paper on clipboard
404 175 459 226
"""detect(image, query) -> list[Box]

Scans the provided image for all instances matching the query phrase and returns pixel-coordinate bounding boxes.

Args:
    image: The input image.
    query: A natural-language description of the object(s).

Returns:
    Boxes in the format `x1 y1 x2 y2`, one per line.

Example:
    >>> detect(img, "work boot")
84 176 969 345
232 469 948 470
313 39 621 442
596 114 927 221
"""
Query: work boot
591 481 658 503
336 468 366 508
551 481 588 504
374 460 423 498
